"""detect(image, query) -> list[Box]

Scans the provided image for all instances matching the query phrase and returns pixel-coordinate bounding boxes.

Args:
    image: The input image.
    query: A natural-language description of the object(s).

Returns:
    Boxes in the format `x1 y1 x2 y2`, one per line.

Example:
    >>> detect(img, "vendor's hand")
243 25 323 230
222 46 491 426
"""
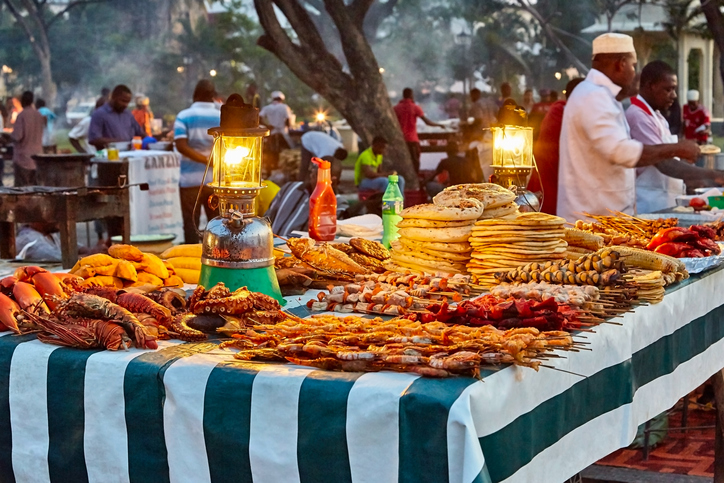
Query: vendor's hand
675 140 701 163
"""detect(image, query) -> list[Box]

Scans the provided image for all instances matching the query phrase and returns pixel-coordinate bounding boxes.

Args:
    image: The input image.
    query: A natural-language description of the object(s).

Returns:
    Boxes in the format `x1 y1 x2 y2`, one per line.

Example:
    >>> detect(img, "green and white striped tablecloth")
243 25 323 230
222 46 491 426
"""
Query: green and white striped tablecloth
1 267 723 483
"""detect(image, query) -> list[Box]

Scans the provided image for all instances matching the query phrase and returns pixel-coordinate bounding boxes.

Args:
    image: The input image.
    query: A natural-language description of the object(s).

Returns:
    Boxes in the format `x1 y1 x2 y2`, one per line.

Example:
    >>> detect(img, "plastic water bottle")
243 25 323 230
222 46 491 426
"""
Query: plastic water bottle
382 175 404 248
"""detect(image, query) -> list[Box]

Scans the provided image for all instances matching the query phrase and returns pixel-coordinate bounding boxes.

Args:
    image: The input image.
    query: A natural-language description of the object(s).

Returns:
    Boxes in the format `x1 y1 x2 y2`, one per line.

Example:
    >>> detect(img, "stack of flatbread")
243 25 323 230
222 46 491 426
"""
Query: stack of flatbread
387 198 483 274
629 270 665 304
467 212 568 287
433 183 519 220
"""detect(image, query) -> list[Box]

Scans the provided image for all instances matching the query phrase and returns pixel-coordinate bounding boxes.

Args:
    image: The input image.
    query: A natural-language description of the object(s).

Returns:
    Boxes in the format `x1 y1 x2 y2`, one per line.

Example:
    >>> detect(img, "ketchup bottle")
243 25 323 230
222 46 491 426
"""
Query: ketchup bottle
309 157 337 241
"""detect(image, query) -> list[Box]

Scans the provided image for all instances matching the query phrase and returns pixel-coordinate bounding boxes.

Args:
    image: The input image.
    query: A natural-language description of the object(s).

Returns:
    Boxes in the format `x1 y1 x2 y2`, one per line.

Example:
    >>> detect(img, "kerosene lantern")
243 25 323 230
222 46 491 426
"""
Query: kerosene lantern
490 103 540 211
198 93 284 303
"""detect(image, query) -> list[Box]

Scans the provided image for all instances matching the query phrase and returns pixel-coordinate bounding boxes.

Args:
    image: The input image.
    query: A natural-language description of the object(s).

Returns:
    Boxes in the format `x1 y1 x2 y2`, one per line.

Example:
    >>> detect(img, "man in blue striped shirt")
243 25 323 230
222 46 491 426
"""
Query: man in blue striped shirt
174 80 221 243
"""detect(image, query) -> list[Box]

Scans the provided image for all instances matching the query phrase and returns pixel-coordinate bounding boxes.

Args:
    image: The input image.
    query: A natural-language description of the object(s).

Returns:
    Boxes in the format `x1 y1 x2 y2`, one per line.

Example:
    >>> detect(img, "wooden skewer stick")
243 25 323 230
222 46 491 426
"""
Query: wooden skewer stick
540 365 587 378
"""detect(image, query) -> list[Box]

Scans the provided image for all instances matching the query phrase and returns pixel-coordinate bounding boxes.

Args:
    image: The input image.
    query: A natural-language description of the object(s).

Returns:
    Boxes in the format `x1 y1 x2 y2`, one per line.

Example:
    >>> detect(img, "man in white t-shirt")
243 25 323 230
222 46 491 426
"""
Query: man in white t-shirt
260 91 294 170
298 130 348 181
69 99 105 154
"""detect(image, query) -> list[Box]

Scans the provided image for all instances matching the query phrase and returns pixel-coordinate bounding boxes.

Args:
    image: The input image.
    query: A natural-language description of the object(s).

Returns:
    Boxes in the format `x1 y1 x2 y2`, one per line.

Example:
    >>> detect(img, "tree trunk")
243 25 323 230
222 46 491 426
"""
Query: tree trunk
4 0 58 107
254 0 418 189
702 0 724 93
38 52 57 108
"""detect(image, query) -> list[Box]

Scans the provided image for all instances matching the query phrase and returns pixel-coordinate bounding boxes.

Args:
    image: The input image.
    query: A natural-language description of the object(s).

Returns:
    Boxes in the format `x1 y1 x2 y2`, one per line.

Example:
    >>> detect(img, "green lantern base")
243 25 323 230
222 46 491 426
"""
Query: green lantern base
198 264 286 306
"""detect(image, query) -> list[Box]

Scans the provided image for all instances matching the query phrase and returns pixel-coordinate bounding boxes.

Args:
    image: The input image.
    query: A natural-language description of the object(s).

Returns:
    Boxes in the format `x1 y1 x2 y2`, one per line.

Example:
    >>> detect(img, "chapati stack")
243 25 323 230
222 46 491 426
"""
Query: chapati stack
433 183 519 220
467 212 568 287
387 198 483 274
629 270 666 304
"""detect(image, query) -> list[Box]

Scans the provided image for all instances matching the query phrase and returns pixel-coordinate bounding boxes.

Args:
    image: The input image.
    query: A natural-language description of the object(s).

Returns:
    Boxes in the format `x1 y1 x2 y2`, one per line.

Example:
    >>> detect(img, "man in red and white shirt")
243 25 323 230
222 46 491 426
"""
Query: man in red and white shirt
626 61 722 213
683 89 711 145
393 88 445 174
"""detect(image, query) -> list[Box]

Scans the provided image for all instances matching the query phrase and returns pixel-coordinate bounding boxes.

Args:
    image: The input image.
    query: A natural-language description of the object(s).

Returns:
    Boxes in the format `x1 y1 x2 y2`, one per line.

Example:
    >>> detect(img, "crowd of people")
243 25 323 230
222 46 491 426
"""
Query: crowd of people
531 32 719 220
0 38 720 255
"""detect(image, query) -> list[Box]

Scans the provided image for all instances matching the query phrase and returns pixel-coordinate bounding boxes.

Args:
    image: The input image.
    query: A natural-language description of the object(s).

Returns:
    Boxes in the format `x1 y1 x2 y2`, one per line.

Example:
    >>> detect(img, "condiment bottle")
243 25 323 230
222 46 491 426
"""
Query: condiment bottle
132 136 143 150
382 174 404 248
309 157 337 241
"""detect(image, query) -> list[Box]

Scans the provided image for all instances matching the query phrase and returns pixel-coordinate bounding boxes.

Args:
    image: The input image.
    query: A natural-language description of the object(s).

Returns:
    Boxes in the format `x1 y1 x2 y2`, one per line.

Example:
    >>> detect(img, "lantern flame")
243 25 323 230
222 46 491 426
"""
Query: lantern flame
224 146 251 166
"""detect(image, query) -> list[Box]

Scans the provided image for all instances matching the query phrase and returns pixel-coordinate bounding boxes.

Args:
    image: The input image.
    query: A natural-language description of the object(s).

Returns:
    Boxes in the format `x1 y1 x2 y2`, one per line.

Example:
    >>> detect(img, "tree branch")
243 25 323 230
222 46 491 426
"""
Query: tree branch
254 0 351 97
48 0 107 28
348 0 374 25
515 0 589 74
324 0 380 81
3 0 42 56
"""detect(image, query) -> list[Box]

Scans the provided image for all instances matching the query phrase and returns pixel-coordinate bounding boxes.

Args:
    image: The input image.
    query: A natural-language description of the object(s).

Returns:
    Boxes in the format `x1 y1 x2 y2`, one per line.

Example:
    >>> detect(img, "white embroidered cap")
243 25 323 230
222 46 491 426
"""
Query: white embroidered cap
592 33 636 57
687 90 700 101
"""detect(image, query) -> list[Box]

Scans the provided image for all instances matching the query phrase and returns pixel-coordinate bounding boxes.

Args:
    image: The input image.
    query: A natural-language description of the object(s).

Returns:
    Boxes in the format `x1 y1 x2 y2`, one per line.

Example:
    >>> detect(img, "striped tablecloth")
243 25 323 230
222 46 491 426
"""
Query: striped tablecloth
1 267 724 483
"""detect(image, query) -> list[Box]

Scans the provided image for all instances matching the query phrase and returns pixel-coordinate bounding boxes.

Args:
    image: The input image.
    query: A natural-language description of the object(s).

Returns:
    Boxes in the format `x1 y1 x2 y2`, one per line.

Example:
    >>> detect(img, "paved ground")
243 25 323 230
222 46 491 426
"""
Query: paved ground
582 465 712 482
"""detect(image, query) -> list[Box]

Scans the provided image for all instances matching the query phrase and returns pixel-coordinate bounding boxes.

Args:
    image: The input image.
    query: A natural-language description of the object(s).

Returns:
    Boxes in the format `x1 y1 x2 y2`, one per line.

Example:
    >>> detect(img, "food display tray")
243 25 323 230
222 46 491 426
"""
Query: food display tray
637 212 724 227
681 255 724 274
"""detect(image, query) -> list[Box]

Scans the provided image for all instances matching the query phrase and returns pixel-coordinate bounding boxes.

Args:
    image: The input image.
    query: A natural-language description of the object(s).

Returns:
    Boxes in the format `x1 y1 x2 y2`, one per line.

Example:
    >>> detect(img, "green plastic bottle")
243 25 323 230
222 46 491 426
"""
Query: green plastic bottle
382 174 404 248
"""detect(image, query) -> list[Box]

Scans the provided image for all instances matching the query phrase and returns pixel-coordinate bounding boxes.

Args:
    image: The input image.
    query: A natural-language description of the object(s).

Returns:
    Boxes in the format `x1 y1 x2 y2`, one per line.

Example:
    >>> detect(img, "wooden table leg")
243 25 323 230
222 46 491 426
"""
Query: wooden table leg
58 197 78 269
0 222 16 259
713 370 724 482
121 189 131 243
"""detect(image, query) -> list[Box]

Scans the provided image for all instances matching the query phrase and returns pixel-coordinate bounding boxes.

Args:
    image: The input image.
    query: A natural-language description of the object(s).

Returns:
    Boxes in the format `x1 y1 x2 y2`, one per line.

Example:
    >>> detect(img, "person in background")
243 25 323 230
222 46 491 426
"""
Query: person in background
425 141 478 196
557 33 700 221
497 82 513 107
15 222 104 262
174 79 221 244
443 94 461 119
246 82 261 109
6 97 21 128
265 156 345 237
627 61 724 213
69 98 106 154
88 85 144 149
299 130 348 181
469 88 497 131
663 97 682 137
131 96 153 137
393 87 445 174
354 136 406 193
260 91 294 170
521 89 535 113
683 89 711 145
550 91 559 102
35 98 56 153
11 91 44 186
528 78 585 215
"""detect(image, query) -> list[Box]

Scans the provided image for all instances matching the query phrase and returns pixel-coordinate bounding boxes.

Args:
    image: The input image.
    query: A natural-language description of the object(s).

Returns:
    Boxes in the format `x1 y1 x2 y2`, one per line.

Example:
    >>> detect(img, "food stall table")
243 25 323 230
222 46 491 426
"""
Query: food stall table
92 151 183 240
0 187 130 269
1 268 724 482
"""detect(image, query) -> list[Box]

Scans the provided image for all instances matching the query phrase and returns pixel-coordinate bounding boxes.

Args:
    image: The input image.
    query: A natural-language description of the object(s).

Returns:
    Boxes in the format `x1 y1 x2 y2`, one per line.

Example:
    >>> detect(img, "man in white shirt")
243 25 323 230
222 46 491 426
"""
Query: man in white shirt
69 98 105 154
260 91 294 170
557 33 700 221
627 61 724 213
298 130 348 180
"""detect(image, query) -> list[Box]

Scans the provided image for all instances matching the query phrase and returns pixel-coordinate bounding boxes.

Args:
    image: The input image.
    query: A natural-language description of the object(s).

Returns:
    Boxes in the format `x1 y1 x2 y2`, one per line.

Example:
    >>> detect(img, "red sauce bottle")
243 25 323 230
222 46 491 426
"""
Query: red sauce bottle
309 157 337 241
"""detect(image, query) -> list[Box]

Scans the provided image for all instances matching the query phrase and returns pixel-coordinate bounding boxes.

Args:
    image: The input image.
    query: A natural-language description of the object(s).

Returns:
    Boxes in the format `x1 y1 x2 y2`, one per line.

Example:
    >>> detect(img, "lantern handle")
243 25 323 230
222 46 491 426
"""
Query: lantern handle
193 135 219 238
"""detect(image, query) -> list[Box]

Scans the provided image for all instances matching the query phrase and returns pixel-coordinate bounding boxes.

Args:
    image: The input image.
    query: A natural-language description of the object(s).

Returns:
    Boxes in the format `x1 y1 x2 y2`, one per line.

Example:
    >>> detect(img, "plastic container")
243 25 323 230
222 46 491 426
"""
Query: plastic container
309 157 337 241
708 196 724 209
132 136 143 150
382 175 404 248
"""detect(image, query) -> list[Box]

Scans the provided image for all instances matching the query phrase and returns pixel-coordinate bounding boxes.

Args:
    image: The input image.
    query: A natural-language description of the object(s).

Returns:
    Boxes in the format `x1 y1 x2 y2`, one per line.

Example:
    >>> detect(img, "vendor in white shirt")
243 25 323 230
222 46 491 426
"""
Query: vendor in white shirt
557 33 700 222
299 130 348 181
627 60 724 213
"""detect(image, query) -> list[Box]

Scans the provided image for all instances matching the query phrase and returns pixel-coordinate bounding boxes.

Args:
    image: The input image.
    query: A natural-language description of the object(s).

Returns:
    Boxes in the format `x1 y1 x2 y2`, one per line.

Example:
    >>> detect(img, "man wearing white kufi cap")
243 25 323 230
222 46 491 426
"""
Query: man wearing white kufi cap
557 33 700 221
683 89 711 144
260 90 296 170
